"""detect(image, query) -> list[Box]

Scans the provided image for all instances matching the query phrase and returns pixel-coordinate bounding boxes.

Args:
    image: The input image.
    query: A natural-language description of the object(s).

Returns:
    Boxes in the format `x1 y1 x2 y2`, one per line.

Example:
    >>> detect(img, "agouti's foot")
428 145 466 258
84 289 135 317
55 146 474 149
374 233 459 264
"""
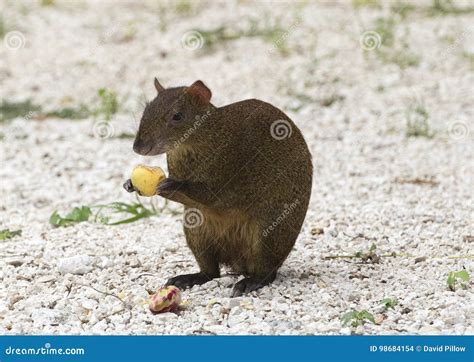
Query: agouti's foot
123 179 135 193
231 272 277 297
165 272 215 289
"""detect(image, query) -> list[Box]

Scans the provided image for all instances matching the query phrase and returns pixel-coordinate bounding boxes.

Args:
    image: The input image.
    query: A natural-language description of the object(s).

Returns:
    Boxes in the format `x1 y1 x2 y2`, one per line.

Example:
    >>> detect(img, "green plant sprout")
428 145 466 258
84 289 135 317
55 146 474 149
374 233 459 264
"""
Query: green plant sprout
49 198 175 228
96 88 118 121
447 270 470 291
405 101 435 138
380 297 398 309
341 310 375 327
49 206 92 227
0 229 22 241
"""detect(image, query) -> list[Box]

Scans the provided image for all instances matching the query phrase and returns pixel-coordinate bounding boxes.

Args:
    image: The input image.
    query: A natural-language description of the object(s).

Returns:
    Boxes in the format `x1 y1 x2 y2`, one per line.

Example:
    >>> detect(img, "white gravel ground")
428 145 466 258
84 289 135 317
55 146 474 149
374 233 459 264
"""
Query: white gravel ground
0 0 473 335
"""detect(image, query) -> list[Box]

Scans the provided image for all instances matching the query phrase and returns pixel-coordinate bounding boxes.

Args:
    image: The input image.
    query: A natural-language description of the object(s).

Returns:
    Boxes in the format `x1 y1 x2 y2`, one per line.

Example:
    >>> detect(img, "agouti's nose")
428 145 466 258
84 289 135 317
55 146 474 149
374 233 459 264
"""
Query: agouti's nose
133 139 151 155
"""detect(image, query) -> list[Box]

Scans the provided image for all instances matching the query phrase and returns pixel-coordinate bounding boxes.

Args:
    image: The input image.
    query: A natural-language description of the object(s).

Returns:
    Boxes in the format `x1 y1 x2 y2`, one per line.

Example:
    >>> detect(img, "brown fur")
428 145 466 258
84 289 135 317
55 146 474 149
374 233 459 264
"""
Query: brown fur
133 80 313 292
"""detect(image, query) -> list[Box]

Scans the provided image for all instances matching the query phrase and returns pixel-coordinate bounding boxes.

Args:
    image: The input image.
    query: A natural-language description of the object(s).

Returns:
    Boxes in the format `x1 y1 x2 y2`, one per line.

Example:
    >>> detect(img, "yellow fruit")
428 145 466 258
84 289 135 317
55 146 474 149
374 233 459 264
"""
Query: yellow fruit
130 165 166 196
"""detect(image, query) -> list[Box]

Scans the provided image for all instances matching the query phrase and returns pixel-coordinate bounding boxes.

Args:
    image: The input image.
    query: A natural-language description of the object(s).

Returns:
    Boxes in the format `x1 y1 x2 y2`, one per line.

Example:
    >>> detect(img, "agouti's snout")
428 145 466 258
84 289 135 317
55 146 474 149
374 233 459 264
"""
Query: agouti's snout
132 138 151 155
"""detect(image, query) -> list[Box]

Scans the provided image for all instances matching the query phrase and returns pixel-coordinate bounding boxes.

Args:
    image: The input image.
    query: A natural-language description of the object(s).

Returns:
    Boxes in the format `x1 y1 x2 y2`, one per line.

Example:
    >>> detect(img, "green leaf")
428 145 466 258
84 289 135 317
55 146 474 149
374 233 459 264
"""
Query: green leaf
96 88 118 121
67 206 92 222
0 99 42 122
359 310 375 324
454 270 470 282
50 200 160 228
447 270 470 291
49 211 65 227
46 105 91 119
49 206 92 227
341 311 357 326
0 229 22 241
98 201 155 225
381 297 398 309
341 310 375 327
447 272 456 290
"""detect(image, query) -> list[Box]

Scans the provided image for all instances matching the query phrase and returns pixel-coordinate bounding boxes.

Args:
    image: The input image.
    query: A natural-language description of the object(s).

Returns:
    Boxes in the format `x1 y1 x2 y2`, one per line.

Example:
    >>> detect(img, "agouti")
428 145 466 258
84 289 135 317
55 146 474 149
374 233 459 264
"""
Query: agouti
125 78 312 297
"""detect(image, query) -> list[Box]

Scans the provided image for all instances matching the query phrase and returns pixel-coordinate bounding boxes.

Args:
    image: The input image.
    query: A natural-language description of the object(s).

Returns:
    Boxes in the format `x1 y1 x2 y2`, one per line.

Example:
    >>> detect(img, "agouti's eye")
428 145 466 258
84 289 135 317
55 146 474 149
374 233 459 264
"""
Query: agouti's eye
172 112 183 121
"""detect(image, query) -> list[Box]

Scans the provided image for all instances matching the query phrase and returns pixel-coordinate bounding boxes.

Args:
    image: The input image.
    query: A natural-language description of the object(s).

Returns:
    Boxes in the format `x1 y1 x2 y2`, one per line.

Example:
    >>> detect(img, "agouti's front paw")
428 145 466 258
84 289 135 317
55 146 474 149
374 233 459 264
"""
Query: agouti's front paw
123 179 135 193
157 178 186 195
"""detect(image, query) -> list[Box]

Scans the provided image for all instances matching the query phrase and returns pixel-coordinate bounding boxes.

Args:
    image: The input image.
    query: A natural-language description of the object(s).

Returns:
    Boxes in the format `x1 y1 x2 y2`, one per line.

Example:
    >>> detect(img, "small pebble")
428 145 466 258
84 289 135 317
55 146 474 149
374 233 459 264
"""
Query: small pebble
58 255 92 275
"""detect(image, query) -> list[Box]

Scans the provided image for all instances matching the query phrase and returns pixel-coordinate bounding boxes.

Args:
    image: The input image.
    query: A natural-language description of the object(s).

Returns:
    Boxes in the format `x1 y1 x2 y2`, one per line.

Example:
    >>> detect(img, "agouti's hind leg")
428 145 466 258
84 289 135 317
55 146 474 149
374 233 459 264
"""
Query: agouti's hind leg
165 272 216 289
165 237 220 289
231 271 276 297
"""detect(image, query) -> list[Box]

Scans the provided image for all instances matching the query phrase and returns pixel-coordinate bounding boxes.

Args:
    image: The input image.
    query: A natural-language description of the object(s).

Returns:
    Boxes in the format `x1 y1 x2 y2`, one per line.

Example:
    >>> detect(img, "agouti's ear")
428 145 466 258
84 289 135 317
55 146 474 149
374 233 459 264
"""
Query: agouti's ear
154 77 165 93
187 80 212 106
